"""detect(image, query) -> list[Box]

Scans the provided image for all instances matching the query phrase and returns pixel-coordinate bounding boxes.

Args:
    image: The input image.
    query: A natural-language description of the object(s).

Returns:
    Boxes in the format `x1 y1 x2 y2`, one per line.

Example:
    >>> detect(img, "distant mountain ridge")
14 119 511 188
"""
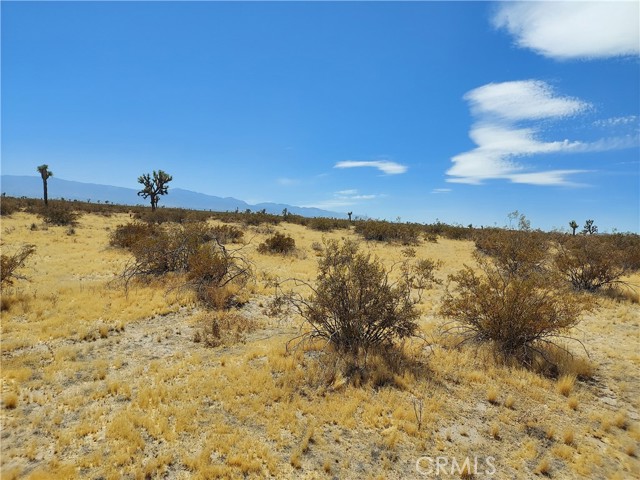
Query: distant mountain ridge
0 175 345 219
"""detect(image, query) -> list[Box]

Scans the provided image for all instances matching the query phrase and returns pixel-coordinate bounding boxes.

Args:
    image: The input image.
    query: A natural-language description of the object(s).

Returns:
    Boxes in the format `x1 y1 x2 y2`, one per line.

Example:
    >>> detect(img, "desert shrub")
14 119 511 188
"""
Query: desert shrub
0 196 21 216
279 240 438 368
441 253 594 370
243 211 281 226
607 233 640 271
119 222 252 309
193 311 256 347
133 207 194 224
109 222 161 249
425 222 474 241
38 202 79 226
475 229 548 277
554 235 638 292
186 244 252 309
307 217 349 232
209 224 244 244
257 232 296 255
1 244 36 288
355 220 420 245
310 241 323 254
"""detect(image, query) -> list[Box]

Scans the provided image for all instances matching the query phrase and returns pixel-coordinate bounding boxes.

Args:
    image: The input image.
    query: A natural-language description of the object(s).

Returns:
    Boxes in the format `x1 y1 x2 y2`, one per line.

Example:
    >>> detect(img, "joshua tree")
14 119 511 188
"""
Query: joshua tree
137 170 172 211
569 220 578 236
36 164 53 205
582 219 598 235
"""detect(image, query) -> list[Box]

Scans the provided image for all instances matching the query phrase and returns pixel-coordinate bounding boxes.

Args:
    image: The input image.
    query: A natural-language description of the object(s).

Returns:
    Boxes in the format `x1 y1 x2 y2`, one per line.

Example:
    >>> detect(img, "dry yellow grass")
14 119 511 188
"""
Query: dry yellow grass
1 211 639 478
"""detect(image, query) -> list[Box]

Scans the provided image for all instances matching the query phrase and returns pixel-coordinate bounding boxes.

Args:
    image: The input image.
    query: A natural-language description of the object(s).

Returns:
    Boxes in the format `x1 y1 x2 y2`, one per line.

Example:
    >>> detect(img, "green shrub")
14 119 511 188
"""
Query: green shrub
257 232 296 255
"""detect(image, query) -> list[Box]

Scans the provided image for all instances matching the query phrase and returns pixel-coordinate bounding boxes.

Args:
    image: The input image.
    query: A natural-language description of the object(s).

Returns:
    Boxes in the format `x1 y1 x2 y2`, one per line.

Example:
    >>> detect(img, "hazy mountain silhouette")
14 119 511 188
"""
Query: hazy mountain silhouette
0 175 345 218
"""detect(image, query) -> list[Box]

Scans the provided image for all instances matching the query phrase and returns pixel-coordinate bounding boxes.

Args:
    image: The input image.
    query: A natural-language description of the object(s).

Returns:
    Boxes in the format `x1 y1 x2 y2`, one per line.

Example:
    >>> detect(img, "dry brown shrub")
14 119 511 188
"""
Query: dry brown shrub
194 311 255 347
37 202 80 226
118 222 252 309
257 232 296 255
1 244 36 288
555 235 638 293
277 239 438 383
441 249 594 371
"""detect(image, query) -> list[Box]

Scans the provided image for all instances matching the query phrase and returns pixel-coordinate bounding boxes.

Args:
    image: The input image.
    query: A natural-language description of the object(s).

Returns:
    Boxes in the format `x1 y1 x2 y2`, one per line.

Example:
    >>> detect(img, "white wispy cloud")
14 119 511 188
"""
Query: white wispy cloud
493 2 640 60
594 115 639 128
277 177 300 186
334 160 408 175
465 80 589 121
336 189 358 195
303 189 384 210
447 80 632 186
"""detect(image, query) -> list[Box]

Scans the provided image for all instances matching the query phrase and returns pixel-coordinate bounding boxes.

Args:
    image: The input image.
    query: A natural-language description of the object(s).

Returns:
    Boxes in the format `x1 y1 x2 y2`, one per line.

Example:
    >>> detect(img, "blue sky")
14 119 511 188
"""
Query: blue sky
2 1 639 232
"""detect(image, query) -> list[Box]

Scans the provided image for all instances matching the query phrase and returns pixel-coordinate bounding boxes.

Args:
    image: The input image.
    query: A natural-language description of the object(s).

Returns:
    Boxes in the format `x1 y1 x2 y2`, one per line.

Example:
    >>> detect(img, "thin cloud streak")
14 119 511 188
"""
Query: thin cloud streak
334 160 408 175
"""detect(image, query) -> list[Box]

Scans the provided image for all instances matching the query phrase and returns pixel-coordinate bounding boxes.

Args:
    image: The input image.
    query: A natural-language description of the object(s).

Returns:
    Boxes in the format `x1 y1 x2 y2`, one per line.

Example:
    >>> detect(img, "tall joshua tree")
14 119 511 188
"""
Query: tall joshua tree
37 164 53 206
569 220 578 236
137 170 172 211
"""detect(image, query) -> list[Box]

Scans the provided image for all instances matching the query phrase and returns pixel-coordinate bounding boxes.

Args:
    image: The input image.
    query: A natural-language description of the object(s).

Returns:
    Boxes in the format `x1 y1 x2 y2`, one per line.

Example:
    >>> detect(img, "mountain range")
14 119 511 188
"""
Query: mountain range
0 175 345 218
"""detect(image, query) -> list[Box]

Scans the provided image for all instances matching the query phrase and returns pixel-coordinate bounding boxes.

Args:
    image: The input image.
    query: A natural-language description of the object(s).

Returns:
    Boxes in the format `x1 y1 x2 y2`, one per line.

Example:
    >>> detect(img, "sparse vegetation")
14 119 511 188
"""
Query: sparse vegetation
37 201 79 226
1 244 36 288
354 219 421 245
117 221 252 309
276 239 438 382
257 232 296 255
555 235 639 293
441 237 595 370
1 206 638 479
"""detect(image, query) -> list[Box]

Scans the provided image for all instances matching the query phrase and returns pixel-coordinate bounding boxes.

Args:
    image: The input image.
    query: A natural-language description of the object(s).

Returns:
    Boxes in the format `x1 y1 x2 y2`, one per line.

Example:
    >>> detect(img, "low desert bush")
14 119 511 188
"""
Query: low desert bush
424 222 474 241
185 244 252 309
119 222 252 308
193 311 255 347
0 196 21 216
242 211 281 226
307 217 349 232
277 240 438 381
355 220 420 245
210 224 244 244
475 228 548 277
109 222 161 249
257 232 296 255
38 202 79 226
1 244 36 288
555 235 639 292
440 251 594 371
